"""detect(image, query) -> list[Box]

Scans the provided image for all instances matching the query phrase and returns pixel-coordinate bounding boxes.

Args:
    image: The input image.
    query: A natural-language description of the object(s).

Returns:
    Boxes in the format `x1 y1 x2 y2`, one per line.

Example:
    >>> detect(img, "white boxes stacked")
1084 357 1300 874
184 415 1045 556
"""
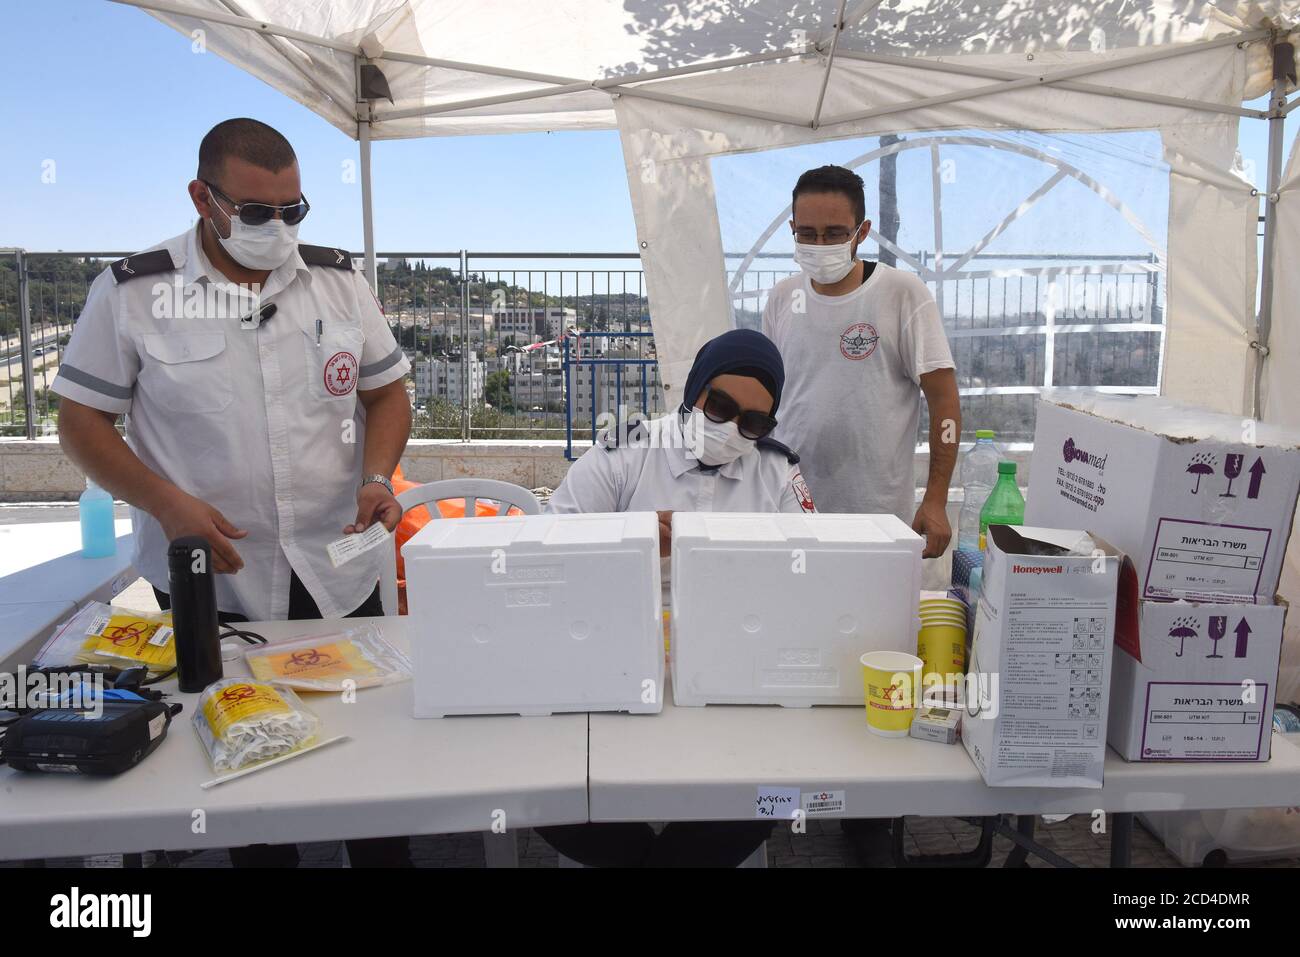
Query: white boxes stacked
402 512 663 717
962 526 1135 788
670 512 922 707
1109 600 1286 761
1026 393 1300 605
1025 393 1300 762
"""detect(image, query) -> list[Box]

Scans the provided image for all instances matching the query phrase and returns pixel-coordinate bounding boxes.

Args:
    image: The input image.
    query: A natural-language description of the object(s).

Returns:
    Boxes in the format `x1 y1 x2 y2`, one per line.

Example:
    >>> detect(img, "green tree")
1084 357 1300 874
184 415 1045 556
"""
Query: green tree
484 370 514 411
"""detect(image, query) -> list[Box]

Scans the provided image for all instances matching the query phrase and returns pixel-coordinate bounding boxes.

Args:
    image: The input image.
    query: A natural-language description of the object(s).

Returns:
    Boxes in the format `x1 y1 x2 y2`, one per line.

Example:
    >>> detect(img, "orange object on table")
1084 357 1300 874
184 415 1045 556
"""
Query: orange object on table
390 465 522 614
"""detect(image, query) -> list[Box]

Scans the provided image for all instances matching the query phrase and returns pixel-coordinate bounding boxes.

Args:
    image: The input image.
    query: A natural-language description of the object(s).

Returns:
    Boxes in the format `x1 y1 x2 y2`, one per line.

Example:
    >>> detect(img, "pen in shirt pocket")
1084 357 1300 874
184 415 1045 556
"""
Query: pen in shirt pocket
315 318 322 346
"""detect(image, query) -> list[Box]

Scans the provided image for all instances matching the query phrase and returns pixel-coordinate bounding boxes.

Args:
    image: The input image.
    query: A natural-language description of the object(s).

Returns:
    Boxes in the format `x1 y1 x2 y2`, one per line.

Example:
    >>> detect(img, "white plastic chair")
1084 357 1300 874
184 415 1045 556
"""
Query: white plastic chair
380 478 541 617
379 478 539 868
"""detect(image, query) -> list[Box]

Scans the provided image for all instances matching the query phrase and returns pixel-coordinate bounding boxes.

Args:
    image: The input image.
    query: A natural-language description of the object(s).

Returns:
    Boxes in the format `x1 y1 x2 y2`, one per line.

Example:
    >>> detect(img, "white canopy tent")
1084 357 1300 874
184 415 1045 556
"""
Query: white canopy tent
116 0 1296 416
110 0 1300 691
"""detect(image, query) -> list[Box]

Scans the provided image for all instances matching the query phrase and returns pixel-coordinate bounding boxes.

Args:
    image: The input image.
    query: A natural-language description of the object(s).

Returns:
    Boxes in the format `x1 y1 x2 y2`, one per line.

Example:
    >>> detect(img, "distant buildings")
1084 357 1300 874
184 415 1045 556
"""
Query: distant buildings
414 352 485 405
490 306 578 341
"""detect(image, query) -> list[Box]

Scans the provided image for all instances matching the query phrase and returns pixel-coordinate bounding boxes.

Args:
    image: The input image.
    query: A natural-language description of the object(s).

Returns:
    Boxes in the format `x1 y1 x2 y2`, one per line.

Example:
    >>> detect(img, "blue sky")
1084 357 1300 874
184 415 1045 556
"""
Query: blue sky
0 0 637 256
1 0 1292 264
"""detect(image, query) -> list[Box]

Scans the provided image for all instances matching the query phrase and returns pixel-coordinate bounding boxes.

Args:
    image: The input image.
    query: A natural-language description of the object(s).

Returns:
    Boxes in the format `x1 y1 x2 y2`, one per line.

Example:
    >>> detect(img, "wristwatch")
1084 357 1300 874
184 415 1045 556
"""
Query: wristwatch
360 473 395 496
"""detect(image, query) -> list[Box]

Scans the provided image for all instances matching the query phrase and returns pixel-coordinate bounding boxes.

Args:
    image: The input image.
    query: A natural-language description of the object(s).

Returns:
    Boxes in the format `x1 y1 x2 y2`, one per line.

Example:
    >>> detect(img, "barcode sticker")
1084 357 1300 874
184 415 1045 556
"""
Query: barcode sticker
149 626 174 647
84 610 111 636
326 523 391 568
800 790 846 817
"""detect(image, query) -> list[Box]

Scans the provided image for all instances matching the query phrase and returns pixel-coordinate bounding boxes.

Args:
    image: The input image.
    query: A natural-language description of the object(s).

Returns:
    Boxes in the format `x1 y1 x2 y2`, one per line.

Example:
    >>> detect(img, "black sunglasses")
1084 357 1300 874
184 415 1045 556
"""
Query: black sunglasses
702 386 778 440
203 180 311 227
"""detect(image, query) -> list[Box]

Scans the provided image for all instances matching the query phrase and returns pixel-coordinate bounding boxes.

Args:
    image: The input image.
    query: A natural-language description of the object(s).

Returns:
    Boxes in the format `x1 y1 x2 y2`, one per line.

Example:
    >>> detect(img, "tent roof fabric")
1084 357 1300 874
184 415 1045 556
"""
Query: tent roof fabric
133 0 1298 139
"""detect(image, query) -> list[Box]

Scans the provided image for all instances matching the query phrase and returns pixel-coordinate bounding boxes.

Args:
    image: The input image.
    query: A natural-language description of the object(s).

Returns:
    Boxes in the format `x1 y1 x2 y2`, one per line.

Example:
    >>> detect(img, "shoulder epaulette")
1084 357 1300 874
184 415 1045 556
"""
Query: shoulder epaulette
110 249 175 284
298 244 354 269
599 418 649 450
757 436 800 464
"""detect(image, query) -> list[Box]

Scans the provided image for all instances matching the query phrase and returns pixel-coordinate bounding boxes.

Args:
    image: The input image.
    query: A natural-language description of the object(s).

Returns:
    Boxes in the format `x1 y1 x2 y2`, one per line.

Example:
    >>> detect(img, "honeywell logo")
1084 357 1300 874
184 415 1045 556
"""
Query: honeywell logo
1062 437 1108 471
1012 564 1064 574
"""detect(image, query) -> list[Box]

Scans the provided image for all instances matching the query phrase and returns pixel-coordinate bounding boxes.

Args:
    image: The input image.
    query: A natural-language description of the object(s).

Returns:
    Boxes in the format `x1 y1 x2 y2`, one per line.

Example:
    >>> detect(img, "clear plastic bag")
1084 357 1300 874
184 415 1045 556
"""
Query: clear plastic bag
194 678 320 773
34 601 176 674
242 623 412 692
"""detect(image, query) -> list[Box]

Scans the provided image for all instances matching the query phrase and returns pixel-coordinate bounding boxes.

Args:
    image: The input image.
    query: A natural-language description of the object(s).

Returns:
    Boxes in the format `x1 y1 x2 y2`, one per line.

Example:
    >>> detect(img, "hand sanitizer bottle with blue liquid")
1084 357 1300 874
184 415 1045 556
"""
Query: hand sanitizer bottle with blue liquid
79 478 116 558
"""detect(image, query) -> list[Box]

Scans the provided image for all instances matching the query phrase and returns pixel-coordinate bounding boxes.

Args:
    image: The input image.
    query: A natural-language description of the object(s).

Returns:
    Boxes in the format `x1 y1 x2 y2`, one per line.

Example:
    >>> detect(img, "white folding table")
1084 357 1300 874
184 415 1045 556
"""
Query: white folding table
0 617 589 863
0 520 136 665
589 679 1300 866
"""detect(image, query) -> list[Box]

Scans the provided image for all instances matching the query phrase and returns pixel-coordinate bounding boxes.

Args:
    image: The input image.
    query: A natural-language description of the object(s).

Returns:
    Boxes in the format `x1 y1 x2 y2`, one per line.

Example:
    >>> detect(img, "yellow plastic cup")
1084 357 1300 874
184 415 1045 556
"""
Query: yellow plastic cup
917 622 967 678
860 651 924 737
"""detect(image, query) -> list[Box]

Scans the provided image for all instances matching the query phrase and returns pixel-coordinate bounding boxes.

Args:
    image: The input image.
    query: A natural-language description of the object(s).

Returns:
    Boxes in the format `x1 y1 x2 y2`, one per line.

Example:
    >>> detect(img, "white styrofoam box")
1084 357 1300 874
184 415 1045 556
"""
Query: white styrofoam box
1109 599 1286 762
962 525 1136 788
402 512 663 717
1026 393 1300 604
669 512 922 707
1142 791 1300 867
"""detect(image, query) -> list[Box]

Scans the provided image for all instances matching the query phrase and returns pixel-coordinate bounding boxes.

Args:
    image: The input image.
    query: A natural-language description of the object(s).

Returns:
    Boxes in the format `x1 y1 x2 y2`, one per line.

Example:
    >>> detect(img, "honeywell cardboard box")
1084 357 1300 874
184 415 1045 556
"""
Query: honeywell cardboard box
1026 394 1300 605
962 525 1138 788
1109 599 1286 762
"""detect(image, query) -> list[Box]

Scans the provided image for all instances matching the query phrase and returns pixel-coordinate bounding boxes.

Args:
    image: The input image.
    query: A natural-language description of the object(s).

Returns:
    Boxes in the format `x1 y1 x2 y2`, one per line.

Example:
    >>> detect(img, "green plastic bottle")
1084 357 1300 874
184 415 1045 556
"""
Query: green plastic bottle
978 461 1025 551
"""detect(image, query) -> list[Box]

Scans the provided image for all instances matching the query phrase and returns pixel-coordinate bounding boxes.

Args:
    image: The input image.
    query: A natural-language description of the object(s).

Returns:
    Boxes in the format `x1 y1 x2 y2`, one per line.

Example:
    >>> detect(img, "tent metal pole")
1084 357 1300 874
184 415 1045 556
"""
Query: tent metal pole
376 50 807 123
822 29 1270 126
836 49 1265 119
375 49 582 86
811 0 849 128
1253 36 1295 420
109 0 358 53
376 81 595 122
380 46 802 91
357 59 378 293
214 0 355 116
613 86 811 127
595 49 799 87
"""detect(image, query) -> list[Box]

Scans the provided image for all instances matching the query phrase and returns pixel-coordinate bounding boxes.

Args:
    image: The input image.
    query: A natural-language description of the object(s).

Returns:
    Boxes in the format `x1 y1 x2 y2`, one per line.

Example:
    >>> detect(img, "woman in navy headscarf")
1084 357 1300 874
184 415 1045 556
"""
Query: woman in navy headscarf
541 329 817 867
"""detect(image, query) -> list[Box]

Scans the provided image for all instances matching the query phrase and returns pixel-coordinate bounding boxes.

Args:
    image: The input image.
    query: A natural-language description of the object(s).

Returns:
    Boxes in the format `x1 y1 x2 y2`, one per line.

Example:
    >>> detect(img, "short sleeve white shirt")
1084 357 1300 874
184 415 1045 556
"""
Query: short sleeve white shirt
51 224 411 620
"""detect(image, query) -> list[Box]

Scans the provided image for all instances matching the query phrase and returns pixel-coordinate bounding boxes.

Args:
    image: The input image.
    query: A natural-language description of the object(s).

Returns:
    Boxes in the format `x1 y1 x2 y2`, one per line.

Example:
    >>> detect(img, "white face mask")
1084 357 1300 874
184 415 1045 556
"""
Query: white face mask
209 189 299 270
793 236 857 284
683 407 756 467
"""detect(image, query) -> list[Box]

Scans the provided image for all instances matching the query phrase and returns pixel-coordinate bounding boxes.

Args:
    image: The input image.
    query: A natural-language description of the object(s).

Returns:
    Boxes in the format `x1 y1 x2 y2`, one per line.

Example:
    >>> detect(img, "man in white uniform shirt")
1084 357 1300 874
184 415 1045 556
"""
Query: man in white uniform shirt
762 165 961 557
52 118 412 867
54 118 411 621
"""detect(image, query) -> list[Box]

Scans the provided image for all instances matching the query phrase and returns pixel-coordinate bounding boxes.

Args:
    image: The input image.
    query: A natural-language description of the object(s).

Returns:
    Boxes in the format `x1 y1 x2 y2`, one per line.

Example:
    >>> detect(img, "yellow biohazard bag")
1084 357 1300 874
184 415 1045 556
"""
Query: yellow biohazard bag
193 678 320 773
36 602 176 674
243 624 411 692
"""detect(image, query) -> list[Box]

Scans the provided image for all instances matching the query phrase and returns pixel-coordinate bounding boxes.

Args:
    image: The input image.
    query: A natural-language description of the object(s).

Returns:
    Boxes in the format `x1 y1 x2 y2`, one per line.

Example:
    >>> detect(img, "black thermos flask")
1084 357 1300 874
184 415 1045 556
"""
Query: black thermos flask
168 535 223 692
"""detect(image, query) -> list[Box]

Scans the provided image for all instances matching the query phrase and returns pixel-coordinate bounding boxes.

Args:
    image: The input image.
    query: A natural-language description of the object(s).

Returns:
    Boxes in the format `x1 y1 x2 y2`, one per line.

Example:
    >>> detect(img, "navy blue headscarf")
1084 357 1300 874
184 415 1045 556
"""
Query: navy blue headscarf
679 328 785 416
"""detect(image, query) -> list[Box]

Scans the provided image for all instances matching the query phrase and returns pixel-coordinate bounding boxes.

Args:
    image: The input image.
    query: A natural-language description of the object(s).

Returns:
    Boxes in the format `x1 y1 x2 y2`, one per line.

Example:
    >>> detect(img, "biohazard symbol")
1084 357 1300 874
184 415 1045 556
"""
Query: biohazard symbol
325 351 359 396
104 621 149 648
840 322 879 360
219 684 258 703
289 649 332 668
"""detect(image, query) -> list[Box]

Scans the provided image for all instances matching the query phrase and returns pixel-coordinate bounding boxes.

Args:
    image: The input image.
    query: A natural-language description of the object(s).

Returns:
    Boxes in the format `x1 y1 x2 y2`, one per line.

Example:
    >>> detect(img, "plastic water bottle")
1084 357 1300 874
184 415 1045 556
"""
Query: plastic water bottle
79 478 117 558
957 430 1001 551
978 461 1025 551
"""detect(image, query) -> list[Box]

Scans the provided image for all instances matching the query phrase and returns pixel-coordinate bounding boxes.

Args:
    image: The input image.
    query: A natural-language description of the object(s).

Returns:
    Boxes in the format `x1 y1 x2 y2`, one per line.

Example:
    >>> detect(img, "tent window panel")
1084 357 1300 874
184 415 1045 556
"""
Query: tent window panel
1052 331 1162 389
714 128 1168 445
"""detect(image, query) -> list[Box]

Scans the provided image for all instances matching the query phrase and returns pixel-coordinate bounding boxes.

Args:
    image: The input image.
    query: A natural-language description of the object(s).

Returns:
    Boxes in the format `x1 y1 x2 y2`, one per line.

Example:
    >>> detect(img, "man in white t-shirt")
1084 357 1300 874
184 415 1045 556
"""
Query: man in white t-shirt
762 165 961 557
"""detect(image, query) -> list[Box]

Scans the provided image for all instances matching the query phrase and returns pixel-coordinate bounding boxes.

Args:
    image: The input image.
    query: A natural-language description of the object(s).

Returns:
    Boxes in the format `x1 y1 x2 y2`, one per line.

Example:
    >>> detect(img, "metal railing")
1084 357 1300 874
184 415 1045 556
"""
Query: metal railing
0 249 1165 445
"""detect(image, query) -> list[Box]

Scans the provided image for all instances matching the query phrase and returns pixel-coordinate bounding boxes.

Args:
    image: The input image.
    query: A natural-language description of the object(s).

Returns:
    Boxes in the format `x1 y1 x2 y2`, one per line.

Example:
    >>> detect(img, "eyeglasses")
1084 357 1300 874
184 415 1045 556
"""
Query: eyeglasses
702 386 778 440
792 222 862 244
203 180 311 226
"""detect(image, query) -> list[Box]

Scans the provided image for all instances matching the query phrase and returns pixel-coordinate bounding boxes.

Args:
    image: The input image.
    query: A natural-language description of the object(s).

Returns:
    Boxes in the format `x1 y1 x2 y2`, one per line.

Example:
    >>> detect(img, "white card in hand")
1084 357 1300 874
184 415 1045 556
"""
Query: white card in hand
326 523 391 568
